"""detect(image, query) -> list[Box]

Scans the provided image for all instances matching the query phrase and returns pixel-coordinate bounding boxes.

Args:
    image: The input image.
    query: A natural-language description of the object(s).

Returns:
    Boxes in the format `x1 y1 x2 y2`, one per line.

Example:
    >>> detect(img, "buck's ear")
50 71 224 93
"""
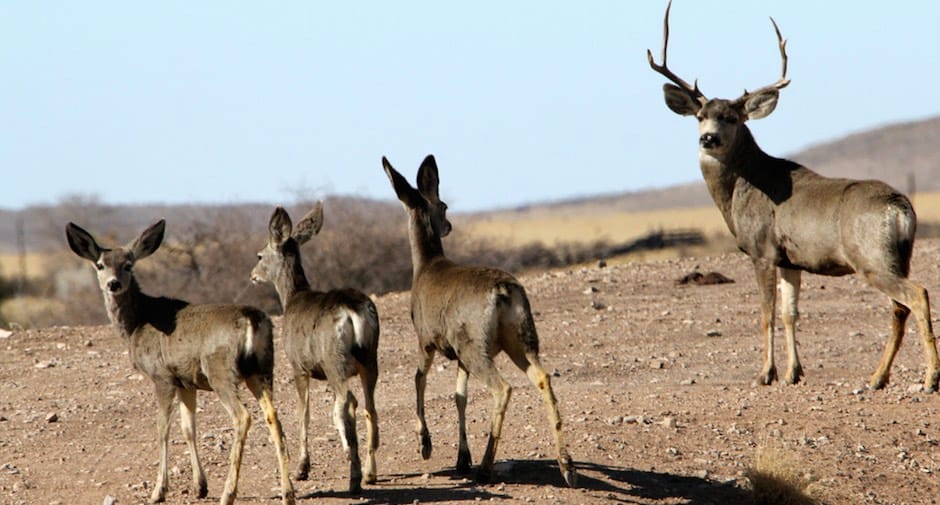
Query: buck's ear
416 155 440 202
742 89 779 120
268 206 293 246
663 83 702 116
66 222 103 262
292 201 323 245
383 156 423 209
130 219 165 260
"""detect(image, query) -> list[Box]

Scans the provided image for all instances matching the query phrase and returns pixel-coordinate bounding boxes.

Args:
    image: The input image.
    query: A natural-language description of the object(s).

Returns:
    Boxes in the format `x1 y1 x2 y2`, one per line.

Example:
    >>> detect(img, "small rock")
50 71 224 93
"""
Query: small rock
583 286 598 294
591 300 607 310
45 413 59 423
597 259 607 268
705 330 722 337
666 447 680 456
694 469 709 479
34 360 56 369
908 384 925 394
0 329 12 339
607 416 623 426
660 417 677 429
103 496 117 505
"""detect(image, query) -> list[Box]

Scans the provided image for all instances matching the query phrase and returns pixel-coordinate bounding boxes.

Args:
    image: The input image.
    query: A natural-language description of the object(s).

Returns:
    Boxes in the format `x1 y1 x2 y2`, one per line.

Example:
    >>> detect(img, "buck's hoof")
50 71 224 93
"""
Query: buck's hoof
868 374 889 390
281 490 296 505
562 467 578 488
195 479 208 499
364 472 377 485
456 449 473 474
348 479 363 496
420 432 433 460
925 370 940 393
755 367 777 386
149 490 166 504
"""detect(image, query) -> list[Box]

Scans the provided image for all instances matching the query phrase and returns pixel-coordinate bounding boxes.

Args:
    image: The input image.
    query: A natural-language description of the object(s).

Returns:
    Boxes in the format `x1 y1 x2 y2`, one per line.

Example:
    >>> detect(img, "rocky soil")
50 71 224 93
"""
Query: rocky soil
3 241 940 505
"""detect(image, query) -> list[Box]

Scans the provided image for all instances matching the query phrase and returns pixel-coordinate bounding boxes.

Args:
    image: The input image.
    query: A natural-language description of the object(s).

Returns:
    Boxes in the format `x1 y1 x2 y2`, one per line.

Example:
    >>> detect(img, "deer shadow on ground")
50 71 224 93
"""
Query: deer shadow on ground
297 459 750 504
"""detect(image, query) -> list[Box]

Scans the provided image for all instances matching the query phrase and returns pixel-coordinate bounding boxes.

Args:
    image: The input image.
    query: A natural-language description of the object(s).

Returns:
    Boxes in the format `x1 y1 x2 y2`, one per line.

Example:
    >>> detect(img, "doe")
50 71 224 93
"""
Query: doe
251 203 380 494
383 155 577 486
647 0 940 391
65 220 294 505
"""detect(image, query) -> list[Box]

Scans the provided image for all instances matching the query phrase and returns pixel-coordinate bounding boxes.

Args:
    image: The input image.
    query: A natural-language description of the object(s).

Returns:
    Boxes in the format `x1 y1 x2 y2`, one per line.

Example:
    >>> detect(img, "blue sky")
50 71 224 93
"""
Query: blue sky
2 1 939 212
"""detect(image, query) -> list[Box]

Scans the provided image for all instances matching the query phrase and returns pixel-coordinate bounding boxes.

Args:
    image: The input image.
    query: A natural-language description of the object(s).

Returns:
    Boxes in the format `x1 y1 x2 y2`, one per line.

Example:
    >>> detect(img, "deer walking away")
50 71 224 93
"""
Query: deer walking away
251 202 380 494
383 154 577 487
647 0 940 391
66 220 295 505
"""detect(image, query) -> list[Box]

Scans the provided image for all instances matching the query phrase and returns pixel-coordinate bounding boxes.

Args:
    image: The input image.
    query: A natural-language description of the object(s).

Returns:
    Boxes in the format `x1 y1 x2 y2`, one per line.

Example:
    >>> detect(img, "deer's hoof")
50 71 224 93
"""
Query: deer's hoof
420 432 433 460
868 374 889 390
560 457 578 488
784 365 804 385
281 490 296 505
149 490 166 504
925 370 940 393
195 479 208 499
456 449 473 474
294 459 310 481
755 367 777 386
348 478 363 496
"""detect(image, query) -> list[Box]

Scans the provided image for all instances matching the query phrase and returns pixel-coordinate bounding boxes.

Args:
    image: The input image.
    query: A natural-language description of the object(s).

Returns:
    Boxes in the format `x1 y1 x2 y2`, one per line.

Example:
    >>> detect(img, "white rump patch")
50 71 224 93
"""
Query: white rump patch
244 323 255 354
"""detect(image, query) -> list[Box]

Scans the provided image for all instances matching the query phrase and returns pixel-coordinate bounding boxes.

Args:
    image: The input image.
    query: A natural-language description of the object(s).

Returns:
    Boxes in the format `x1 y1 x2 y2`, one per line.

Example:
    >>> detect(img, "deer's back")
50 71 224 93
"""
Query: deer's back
282 289 379 380
412 259 536 358
128 300 274 390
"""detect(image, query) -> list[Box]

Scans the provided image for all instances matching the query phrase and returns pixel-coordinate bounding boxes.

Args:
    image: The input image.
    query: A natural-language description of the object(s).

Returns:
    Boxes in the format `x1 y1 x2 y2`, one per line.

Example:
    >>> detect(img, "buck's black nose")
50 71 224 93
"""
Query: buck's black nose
107 279 122 292
700 133 721 148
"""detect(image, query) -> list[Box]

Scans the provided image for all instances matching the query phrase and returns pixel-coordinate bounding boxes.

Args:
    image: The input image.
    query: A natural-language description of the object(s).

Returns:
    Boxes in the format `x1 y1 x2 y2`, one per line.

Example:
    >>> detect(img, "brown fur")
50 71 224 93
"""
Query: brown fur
66 220 294 505
383 155 577 487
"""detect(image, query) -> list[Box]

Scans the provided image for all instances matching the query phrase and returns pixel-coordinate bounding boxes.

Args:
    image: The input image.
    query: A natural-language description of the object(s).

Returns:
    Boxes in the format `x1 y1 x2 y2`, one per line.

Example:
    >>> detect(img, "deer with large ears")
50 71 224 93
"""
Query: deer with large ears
648 0 940 391
250 202 380 494
65 220 294 505
383 154 577 487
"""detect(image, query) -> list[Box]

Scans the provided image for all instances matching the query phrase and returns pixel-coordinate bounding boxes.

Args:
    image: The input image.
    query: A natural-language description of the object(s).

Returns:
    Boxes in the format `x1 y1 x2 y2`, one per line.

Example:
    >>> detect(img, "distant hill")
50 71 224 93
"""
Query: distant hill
478 114 940 219
2 114 939 253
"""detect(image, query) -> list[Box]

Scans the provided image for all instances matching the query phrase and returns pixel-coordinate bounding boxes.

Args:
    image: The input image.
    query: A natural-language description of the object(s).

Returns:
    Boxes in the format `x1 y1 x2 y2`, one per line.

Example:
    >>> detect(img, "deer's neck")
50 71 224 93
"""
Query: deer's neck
275 254 312 307
104 279 145 338
698 125 774 236
408 215 445 283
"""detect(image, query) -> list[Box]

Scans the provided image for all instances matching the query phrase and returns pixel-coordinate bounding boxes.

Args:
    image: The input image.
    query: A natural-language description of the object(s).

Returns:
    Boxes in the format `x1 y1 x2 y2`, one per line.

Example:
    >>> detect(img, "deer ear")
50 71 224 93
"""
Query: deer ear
742 89 779 120
663 84 701 116
268 207 293 246
130 219 165 260
383 156 423 209
292 201 323 245
66 222 103 262
417 155 441 201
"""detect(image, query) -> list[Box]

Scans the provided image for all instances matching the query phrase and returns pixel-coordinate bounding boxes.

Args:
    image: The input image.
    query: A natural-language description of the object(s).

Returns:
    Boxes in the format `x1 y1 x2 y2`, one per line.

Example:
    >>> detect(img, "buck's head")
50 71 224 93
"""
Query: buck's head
251 202 323 286
648 0 790 158
383 154 453 239
66 220 165 296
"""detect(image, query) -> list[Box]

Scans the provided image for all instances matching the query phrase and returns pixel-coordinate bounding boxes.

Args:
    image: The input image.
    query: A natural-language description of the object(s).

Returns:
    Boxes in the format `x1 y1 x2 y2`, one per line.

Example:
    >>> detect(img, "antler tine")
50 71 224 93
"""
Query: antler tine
742 17 791 98
646 0 706 103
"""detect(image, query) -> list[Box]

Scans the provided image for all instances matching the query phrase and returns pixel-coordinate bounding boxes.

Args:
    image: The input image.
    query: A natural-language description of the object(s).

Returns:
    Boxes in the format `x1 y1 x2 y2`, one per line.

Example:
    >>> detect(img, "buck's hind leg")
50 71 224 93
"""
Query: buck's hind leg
177 388 208 498
779 268 804 385
864 272 940 391
464 356 511 484
455 362 472 474
292 372 311 480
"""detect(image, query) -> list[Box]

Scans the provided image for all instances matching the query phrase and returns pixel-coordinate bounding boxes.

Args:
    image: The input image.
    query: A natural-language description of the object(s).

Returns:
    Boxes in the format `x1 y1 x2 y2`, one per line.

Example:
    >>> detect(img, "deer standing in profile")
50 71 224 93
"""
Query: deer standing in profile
647 0 940 391
250 203 380 494
383 155 577 487
65 220 294 505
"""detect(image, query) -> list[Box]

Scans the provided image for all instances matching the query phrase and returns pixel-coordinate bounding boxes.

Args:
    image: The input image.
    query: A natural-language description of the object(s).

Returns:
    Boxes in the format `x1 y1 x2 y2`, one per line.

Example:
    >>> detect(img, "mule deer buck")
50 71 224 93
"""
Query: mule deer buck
65 220 294 505
647 0 940 391
383 155 577 486
250 203 380 494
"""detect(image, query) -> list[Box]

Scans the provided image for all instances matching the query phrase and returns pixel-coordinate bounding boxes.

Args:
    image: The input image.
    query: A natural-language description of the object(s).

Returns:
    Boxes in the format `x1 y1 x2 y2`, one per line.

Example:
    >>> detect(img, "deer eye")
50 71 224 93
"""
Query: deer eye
123 264 133 272
95 263 104 271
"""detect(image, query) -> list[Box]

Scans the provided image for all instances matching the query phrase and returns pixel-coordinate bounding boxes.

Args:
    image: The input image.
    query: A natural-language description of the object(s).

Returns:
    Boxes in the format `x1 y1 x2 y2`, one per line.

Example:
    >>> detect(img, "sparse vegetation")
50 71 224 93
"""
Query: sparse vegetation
746 443 821 505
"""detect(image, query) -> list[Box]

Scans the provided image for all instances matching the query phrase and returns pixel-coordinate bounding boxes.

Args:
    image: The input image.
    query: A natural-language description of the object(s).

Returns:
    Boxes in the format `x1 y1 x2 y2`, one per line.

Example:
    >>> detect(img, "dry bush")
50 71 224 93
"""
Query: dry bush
745 443 821 505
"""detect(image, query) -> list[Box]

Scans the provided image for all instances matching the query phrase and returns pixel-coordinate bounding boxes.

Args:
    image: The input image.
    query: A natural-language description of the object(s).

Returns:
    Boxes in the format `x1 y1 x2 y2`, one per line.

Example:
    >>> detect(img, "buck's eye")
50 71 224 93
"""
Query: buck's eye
123 264 133 272
95 263 104 271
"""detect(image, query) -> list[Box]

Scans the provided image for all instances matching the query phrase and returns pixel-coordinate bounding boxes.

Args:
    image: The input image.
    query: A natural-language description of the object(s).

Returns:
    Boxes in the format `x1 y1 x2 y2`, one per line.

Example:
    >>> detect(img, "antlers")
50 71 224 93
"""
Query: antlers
646 0 705 104
647 0 791 103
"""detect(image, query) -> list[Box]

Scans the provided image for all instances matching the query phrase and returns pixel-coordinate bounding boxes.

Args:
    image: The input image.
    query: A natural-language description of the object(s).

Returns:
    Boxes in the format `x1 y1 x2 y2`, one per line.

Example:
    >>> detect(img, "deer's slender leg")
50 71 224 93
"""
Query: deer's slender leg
245 375 295 505
778 268 804 385
466 357 511 484
213 382 251 505
177 388 208 498
150 383 176 504
864 272 940 391
454 362 472 474
331 380 362 494
292 372 311 480
414 347 436 460
504 343 577 488
753 260 779 385
359 363 380 484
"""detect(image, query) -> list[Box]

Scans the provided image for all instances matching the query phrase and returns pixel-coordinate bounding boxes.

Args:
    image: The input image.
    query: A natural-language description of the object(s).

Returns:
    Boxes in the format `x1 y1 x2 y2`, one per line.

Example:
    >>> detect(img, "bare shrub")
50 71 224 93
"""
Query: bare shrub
745 443 821 505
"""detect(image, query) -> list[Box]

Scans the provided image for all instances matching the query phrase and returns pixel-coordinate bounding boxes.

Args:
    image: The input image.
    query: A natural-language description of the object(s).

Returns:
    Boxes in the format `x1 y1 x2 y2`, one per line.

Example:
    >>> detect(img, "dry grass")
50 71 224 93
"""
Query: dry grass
745 443 822 505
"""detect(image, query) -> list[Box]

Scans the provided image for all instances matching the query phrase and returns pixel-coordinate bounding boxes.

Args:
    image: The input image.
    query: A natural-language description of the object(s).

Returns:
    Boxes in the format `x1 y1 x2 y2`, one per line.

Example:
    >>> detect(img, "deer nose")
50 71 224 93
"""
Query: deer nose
107 279 122 292
700 133 721 148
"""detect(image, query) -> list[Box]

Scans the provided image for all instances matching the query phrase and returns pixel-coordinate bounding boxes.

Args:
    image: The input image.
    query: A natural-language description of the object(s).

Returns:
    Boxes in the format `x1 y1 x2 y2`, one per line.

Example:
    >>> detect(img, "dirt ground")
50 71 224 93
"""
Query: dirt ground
3 240 940 505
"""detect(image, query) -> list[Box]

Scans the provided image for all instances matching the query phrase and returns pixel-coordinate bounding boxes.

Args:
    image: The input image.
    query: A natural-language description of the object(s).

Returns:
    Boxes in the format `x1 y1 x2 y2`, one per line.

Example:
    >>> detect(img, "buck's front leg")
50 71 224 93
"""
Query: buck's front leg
455 363 472 473
753 260 778 386
414 348 436 460
778 268 804 385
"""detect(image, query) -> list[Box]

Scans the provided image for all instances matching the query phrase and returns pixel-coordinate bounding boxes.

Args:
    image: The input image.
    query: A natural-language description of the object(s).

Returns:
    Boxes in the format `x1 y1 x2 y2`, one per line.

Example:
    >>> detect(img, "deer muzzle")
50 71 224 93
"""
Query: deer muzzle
700 133 721 149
